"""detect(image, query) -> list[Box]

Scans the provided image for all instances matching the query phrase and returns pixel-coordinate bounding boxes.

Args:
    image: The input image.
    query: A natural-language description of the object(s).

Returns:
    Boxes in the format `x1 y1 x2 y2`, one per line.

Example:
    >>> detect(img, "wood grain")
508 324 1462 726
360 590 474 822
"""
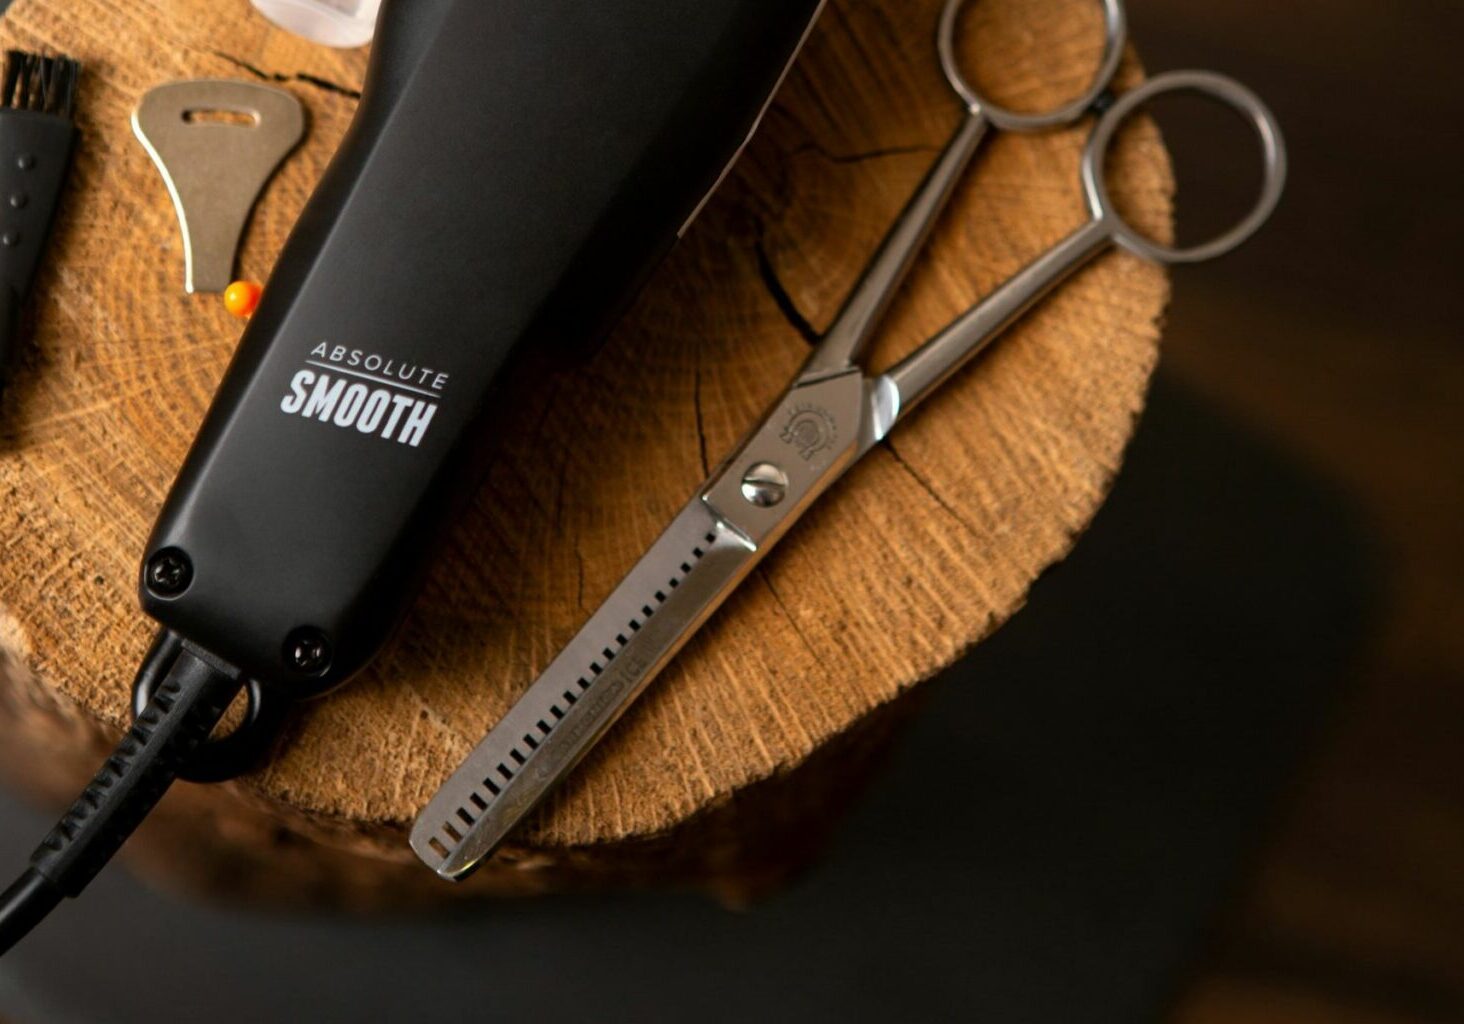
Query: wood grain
0 0 1172 897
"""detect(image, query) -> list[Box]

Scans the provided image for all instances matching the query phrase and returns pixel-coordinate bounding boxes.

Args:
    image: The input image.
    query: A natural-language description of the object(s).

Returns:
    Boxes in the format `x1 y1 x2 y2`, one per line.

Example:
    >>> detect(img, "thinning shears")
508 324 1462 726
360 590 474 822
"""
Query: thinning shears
413 0 1288 880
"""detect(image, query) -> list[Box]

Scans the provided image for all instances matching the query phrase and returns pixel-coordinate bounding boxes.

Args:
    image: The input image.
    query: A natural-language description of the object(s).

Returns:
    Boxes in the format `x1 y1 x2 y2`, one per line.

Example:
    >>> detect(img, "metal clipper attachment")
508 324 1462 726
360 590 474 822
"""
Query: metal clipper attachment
132 79 305 294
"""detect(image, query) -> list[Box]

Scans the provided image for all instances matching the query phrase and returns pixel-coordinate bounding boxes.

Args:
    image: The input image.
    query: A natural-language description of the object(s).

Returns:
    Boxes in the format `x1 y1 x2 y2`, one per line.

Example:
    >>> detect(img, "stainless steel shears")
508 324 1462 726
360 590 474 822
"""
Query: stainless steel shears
413 0 1288 880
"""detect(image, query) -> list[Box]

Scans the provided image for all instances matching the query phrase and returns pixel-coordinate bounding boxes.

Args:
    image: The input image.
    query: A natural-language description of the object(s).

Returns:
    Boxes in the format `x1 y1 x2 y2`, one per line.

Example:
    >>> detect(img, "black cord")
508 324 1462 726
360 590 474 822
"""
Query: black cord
0 641 244 955
0 869 61 948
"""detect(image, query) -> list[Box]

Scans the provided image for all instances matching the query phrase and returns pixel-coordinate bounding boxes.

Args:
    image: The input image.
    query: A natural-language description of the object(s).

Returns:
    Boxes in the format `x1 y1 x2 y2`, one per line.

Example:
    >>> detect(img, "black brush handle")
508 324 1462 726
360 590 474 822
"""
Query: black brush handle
0 110 75 372
0 286 19 371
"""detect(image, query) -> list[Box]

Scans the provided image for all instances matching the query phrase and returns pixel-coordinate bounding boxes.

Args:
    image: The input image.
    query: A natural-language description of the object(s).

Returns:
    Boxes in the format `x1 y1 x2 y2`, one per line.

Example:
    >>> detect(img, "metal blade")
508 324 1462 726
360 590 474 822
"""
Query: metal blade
412 497 759 880
413 367 872 880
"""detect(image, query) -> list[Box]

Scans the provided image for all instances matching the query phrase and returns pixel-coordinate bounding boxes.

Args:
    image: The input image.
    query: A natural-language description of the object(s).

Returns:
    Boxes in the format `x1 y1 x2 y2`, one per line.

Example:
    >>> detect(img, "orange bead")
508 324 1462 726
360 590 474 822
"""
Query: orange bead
223 280 263 319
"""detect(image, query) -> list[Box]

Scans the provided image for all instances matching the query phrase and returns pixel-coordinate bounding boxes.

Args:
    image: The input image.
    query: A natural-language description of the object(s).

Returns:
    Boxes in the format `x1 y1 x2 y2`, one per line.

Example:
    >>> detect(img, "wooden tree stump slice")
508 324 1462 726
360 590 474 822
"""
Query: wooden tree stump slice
0 0 1173 904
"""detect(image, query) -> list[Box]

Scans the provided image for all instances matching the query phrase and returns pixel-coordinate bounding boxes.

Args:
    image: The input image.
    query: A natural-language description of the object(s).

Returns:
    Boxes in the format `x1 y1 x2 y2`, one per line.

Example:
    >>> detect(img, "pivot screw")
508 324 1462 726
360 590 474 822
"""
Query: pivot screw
285 628 332 676
145 548 193 597
740 462 789 508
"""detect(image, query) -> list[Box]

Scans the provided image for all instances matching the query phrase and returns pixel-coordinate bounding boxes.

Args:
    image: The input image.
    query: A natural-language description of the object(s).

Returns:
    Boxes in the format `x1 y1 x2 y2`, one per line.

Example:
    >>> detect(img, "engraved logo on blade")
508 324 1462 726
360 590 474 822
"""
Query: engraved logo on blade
780 405 837 461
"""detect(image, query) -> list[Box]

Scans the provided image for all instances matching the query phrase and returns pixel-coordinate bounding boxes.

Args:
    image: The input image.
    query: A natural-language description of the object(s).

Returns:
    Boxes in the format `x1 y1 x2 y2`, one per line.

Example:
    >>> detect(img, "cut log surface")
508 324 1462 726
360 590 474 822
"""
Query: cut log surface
0 0 1172 902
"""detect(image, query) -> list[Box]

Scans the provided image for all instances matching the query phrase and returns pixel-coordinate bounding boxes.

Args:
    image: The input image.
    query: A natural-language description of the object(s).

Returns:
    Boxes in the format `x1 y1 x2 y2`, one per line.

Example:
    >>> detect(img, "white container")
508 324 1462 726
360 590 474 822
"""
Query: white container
250 0 383 48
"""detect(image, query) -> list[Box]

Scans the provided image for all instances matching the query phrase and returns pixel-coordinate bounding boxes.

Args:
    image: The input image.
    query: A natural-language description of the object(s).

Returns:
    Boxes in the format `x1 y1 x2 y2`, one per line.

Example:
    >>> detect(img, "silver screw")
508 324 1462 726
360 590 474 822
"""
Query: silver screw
740 462 789 508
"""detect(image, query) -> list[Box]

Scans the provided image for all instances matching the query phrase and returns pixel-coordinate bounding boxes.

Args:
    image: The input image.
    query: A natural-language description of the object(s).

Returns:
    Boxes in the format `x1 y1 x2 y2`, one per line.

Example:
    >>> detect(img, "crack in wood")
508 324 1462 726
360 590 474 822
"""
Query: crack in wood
211 51 363 101
749 141 939 349
787 140 941 166
574 546 587 615
758 569 821 669
884 439 981 539
692 342 711 476
753 230 821 347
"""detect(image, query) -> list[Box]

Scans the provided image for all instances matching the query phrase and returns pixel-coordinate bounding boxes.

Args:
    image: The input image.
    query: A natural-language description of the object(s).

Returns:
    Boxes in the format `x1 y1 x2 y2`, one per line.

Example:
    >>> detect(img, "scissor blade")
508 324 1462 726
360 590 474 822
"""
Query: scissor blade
412 497 760 880
415 367 871 880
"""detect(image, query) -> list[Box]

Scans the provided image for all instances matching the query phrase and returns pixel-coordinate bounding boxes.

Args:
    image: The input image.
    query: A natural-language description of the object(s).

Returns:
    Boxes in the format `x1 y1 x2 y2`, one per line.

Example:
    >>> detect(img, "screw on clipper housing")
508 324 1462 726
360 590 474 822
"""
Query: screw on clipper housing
285 628 332 675
145 548 193 596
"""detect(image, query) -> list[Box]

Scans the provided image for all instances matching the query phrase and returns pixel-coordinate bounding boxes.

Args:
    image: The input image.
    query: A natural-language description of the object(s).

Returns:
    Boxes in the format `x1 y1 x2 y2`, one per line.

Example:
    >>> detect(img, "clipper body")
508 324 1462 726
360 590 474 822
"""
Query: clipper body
141 0 825 694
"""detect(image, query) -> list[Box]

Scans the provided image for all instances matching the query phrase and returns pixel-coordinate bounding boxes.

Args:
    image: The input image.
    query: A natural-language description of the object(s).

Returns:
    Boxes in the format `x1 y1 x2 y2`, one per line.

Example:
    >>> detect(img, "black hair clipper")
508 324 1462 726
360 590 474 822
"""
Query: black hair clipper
144 0 825 695
0 0 824 950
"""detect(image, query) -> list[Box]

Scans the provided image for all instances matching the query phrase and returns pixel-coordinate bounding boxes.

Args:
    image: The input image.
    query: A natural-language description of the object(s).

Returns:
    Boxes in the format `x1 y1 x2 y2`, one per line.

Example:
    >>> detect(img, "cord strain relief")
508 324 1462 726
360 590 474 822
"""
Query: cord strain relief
29 645 242 896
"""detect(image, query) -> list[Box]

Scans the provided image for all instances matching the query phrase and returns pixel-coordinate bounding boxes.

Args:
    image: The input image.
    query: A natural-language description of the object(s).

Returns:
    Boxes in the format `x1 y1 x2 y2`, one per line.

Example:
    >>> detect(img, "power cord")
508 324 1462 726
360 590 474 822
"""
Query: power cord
0 638 245 954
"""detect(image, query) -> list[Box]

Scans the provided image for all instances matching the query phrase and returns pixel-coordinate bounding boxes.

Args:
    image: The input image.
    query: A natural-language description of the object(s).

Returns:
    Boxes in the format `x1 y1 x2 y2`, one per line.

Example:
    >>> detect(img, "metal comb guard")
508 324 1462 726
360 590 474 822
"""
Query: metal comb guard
133 80 305 293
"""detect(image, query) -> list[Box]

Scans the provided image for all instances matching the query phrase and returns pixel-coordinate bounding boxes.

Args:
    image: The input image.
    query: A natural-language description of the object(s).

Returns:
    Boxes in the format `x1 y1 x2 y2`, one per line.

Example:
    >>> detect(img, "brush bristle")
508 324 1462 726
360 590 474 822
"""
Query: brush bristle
1 50 80 119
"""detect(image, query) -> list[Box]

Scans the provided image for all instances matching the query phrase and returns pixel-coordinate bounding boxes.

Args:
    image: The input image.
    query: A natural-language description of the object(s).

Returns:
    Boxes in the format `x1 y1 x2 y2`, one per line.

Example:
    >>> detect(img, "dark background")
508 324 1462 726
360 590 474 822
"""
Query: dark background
1 1 1460 1021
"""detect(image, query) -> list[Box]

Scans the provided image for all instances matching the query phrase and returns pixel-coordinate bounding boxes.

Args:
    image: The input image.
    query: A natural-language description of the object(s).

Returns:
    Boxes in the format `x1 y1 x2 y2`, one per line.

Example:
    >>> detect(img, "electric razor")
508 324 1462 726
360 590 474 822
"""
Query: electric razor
0 0 825 951
145 0 826 696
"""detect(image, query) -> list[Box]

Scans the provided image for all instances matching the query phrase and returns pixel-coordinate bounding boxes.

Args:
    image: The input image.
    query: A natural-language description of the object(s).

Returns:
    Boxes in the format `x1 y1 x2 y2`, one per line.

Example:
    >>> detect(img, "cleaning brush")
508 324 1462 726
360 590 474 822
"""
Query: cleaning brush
0 49 80 384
